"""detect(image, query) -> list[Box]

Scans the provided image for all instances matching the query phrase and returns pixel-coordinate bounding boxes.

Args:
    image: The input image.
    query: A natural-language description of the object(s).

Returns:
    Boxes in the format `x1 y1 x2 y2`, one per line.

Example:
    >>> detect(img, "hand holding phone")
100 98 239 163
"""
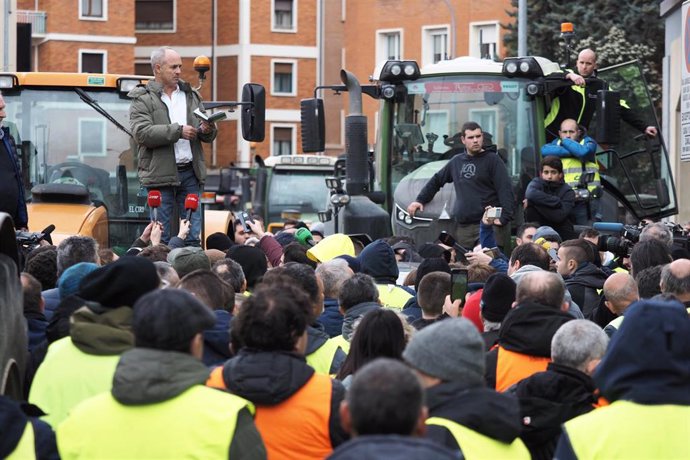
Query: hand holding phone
486 207 503 219
450 268 468 302
237 211 253 233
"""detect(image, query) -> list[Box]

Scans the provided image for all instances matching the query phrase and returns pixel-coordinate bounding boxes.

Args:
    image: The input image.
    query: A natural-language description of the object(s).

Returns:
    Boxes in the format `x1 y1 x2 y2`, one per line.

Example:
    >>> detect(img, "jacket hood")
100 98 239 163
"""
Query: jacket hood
223 349 314 405
426 381 522 444
0 396 28 457
128 79 192 98
595 299 690 405
512 362 597 448
565 263 607 289
307 233 355 263
342 301 380 341
359 239 399 283
498 300 573 356
202 310 233 367
328 435 458 460
70 304 134 355
306 324 329 355
112 348 210 405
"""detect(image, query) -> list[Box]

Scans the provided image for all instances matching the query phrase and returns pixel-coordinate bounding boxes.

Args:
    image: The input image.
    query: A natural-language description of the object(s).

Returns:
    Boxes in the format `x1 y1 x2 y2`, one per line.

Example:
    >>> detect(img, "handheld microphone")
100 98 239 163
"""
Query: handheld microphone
39 224 56 245
184 194 199 222
592 222 624 233
295 228 316 247
147 190 162 222
437 231 469 265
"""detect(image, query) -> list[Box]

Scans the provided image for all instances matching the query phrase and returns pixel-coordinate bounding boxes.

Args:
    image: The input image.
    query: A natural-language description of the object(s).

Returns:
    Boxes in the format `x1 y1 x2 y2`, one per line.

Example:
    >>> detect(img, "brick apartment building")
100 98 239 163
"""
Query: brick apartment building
325 0 513 149
5 0 513 166
8 0 320 167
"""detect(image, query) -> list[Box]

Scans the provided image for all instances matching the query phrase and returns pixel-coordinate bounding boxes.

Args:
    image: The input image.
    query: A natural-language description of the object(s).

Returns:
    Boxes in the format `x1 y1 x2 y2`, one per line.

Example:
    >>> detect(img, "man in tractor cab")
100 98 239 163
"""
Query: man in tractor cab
545 48 657 142
407 122 514 249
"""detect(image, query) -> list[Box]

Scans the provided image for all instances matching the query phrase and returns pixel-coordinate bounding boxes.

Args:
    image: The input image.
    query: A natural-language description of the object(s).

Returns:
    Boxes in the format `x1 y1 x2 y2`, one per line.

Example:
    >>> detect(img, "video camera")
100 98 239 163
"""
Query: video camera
572 171 601 203
16 225 55 254
593 222 640 258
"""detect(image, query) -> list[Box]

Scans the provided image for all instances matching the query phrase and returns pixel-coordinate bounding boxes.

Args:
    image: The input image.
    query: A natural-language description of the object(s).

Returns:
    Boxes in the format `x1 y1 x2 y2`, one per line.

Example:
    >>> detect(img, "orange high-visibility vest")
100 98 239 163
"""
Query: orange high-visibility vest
206 365 334 459
495 346 550 392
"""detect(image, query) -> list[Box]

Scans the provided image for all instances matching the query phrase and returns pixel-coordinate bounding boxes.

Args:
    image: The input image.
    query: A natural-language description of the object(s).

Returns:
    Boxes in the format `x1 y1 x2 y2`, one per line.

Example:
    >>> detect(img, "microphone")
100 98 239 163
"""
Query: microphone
295 228 316 247
436 231 469 265
184 193 199 222
147 190 162 222
593 222 624 233
39 224 55 245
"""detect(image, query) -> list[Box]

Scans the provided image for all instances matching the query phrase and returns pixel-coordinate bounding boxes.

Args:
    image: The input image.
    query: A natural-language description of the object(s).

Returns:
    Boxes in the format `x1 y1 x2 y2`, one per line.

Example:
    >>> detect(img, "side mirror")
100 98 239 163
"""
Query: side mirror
595 90 621 145
241 83 265 142
300 98 325 153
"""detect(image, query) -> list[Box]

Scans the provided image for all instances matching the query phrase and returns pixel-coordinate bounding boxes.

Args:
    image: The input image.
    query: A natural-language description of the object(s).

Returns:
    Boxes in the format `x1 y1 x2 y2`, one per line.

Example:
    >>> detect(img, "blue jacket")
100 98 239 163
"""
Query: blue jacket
401 296 422 322
594 299 690 405
359 239 399 284
0 395 59 459
1 126 28 228
540 136 596 160
328 435 459 460
318 298 343 338
202 310 233 367
525 177 575 225
478 223 509 273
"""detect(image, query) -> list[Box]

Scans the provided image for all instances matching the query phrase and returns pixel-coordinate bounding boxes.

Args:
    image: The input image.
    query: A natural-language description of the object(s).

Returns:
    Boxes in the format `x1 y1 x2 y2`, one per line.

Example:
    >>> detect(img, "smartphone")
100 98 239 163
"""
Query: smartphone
450 268 469 302
237 211 253 233
482 247 500 259
486 207 503 219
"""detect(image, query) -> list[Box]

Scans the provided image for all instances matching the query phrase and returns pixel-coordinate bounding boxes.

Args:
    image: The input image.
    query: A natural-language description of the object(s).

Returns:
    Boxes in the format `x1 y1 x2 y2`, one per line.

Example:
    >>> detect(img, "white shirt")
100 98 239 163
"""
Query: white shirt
161 86 193 164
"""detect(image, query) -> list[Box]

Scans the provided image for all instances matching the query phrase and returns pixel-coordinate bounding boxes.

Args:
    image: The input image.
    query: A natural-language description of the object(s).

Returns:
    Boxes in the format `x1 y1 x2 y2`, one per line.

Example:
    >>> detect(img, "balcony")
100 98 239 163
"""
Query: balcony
16 10 47 37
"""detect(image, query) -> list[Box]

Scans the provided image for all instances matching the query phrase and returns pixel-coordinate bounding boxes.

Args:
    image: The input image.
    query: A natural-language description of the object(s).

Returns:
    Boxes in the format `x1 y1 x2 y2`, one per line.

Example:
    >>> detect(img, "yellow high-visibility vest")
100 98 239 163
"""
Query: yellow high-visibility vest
426 416 530 459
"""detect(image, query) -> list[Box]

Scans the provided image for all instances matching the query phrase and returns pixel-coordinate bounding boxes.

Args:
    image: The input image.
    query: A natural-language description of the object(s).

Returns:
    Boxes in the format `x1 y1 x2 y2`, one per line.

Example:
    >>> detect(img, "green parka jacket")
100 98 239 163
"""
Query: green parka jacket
128 79 217 187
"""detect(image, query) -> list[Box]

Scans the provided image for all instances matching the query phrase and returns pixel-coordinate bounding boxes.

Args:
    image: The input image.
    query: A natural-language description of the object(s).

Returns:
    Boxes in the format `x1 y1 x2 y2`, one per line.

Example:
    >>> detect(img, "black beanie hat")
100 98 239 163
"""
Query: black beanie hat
226 245 267 289
480 273 516 323
133 289 215 352
206 232 233 252
78 257 159 309
414 257 451 291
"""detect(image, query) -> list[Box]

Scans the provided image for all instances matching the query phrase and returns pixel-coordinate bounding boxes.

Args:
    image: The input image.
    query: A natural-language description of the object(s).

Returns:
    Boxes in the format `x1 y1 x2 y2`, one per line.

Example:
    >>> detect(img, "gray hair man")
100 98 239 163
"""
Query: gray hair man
316 258 354 338
660 258 690 306
512 319 608 459
41 236 100 320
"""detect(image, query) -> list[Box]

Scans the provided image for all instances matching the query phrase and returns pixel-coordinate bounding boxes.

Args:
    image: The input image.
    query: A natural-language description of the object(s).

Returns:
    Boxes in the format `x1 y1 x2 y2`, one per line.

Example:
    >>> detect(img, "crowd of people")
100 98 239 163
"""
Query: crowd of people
1 45 689 459
1 204 690 459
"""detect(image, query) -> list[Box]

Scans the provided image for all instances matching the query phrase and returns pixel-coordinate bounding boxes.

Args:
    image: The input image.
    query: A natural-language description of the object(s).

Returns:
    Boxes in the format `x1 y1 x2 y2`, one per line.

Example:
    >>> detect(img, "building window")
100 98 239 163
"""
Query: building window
423 26 449 66
80 0 106 20
273 126 293 156
272 61 296 96
79 119 107 157
470 22 499 59
136 0 175 31
134 62 152 76
469 108 499 144
273 0 295 32
79 51 106 73
376 30 402 63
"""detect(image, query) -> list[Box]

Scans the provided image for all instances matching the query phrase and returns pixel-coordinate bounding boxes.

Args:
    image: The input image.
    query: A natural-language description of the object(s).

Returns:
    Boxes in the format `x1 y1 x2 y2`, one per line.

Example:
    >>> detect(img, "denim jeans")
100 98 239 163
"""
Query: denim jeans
150 168 201 246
